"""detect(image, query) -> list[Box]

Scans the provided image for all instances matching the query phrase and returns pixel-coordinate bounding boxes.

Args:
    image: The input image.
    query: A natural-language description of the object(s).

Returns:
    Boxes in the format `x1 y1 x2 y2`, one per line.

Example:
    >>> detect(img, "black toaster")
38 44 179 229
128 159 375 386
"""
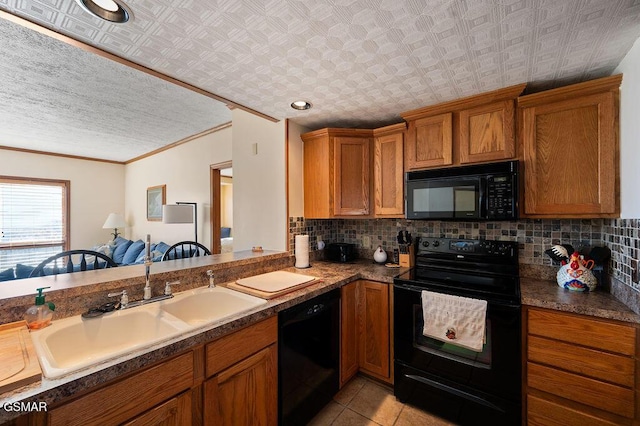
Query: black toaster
325 243 356 263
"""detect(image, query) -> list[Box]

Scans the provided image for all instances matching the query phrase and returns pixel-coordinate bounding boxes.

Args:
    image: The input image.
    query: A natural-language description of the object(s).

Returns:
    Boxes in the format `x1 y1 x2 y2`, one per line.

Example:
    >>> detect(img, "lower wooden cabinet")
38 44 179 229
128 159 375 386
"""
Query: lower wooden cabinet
48 352 194 426
123 390 192 426
340 280 392 386
524 307 639 425
358 281 390 380
204 345 277 425
204 316 278 426
340 282 360 386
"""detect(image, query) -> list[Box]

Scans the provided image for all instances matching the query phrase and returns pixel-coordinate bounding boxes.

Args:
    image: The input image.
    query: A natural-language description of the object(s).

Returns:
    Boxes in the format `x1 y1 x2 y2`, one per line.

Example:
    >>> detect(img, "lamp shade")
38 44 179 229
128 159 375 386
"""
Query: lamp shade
102 213 127 229
162 204 194 224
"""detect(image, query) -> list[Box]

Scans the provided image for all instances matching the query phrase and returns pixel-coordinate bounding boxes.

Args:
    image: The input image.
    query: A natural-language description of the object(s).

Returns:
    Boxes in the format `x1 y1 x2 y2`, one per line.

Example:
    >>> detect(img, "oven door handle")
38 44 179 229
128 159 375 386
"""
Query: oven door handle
393 283 521 309
405 374 506 413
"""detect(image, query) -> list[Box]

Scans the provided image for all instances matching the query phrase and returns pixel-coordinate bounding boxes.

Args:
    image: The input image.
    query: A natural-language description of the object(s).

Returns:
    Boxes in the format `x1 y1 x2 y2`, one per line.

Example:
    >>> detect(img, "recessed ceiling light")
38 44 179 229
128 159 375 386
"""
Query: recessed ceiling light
75 0 132 23
291 100 312 110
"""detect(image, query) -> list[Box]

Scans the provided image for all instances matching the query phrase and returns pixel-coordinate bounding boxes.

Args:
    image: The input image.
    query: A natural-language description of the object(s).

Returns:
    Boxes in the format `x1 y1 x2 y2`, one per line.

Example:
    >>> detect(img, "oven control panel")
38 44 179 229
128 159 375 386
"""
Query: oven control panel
417 238 516 257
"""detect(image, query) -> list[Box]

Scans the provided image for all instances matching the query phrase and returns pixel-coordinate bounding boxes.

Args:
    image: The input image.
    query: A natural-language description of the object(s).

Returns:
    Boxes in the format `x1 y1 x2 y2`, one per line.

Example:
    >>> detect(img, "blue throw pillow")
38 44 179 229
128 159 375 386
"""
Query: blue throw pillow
113 236 128 246
112 239 133 264
0 267 15 281
155 242 170 254
134 243 150 264
122 240 145 265
15 263 35 279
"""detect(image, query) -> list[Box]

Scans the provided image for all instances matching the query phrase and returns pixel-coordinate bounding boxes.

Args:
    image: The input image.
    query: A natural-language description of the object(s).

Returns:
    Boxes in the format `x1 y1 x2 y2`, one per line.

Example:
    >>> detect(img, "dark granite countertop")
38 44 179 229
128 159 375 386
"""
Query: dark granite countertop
520 276 640 324
2 256 639 423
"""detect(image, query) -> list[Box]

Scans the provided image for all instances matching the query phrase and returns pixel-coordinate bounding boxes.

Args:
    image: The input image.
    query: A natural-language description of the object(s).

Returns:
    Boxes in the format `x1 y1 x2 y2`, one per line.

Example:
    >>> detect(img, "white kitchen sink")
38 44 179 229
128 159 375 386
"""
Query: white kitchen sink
30 286 267 379
30 306 189 379
160 286 267 325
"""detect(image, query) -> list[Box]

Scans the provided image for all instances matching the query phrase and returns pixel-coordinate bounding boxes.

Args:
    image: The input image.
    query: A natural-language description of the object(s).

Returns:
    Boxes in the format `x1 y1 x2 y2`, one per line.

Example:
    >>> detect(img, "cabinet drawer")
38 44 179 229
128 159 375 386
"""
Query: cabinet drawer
49 352 194 426
527 394 622 426
528 308 636 355
206 316 277 377
527 362 634 418
528 335 634 387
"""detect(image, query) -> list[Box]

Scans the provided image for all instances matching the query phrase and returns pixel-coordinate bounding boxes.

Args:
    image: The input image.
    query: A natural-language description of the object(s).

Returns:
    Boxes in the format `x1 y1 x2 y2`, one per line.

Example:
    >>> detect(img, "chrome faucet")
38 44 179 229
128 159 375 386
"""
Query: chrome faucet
108 290 129 309
207 270 215 288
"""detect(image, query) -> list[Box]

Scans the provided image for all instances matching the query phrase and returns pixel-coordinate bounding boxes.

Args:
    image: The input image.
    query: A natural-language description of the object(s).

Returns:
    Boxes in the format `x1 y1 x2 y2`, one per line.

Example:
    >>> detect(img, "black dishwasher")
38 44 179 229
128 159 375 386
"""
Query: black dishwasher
278 289 340 425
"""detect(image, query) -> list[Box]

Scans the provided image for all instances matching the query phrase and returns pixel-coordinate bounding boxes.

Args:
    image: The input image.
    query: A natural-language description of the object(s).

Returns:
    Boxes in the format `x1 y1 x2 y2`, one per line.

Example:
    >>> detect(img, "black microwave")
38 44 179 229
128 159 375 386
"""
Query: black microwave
405 160 518 220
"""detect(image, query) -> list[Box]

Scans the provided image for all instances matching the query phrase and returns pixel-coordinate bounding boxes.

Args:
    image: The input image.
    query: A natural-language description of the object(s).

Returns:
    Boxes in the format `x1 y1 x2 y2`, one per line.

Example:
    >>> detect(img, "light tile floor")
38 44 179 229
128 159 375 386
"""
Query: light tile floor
308 376 456 426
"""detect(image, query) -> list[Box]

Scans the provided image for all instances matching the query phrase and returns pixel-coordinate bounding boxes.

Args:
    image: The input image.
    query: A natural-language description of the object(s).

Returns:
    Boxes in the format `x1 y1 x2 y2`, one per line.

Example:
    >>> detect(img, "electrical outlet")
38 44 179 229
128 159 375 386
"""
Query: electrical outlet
362 236 371 248
633 259 639 283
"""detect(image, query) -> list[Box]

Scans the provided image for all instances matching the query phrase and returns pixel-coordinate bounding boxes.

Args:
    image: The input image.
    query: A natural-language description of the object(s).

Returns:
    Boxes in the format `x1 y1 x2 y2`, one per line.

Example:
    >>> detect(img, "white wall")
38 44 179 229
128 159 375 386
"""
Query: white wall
221 178 233 229
615 37 640 218
124 127 232 248
287 121 310 218
232 109 287 251
0 149 125 248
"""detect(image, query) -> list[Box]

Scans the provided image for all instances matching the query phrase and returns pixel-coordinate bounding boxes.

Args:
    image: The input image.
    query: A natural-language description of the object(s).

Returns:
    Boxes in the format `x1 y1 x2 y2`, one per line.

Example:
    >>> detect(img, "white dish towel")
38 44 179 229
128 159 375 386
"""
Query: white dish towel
421 291 488 352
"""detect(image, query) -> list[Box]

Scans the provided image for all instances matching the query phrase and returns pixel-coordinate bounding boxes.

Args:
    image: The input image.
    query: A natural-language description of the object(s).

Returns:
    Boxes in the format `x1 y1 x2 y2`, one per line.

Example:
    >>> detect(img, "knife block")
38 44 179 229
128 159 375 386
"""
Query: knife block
399 244 414 267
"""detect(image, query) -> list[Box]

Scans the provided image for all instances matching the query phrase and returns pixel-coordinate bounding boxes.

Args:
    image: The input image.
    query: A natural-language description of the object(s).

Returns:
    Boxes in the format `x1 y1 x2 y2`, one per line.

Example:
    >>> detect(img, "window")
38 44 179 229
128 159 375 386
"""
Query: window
0 177 69 270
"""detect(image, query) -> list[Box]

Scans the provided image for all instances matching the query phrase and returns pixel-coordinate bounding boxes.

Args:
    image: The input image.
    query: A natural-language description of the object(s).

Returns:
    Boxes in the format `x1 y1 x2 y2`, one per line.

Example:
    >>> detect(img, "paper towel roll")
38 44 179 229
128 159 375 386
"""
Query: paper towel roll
295 234 310 268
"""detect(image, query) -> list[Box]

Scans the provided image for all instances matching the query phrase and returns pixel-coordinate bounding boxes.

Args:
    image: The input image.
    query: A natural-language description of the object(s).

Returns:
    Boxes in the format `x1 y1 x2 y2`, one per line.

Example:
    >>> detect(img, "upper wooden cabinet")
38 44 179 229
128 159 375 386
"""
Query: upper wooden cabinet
401 84 525 170
459 99 516 164
518 75 621 218
302 128 373 218
404 112 453 169
373 123 406 217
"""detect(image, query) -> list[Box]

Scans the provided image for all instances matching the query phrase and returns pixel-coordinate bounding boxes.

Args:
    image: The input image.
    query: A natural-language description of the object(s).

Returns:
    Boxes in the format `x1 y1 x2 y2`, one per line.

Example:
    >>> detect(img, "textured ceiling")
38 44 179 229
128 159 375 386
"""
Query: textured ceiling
0 17 231 163
1 0 640 161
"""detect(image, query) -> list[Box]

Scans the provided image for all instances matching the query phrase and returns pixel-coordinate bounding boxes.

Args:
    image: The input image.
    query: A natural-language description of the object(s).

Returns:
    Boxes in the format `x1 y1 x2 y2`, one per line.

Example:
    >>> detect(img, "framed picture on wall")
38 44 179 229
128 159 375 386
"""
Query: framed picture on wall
147 185 166 221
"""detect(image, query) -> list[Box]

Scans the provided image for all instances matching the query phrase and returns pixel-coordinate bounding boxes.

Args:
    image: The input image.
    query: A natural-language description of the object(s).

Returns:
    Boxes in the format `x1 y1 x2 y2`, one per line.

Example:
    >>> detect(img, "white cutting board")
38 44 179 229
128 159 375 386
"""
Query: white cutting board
235 271 317 293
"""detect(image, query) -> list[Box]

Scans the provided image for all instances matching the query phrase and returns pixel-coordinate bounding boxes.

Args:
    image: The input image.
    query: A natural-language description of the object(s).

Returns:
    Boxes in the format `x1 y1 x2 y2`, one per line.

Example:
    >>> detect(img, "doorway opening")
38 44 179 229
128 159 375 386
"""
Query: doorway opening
210 161 232 254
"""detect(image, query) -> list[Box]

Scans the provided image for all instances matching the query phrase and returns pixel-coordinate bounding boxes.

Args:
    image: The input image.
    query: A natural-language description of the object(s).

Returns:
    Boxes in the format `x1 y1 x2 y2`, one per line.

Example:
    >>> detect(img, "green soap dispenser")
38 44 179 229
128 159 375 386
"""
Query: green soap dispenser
25 287 55 330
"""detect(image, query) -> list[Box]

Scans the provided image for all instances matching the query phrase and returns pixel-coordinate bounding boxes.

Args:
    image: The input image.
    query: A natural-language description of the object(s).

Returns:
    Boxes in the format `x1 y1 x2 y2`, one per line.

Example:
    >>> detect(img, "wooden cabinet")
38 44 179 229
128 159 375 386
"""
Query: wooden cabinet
302 128 373 218
358 281 390 380
339 280 392 386
203 316 277 426
373 123 406 217
48 352 195 426
123 391 192 426
459 99 516 164
404 113 453 169
524 307 638 425
340 282 359 387
401 84 525 171
334 135 371 216
518 75 621 218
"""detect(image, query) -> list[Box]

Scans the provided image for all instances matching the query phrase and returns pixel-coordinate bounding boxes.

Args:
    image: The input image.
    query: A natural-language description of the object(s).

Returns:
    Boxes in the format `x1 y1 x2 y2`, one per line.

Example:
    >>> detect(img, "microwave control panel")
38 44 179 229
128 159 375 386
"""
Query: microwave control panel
486 174 516 219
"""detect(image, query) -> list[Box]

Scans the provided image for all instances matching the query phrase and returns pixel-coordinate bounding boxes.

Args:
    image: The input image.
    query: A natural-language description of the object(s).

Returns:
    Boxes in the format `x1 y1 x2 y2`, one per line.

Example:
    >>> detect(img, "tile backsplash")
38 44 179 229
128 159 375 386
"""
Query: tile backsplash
290 217 604 266
289 216 640 314
603 219 640 291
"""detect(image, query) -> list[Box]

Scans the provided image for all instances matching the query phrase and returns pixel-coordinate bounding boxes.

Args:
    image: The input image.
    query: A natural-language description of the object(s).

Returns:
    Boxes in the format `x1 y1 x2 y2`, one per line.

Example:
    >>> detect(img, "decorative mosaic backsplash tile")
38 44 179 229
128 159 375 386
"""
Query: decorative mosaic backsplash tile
289 217 604 266
603 219 640 291
289 217 640 308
